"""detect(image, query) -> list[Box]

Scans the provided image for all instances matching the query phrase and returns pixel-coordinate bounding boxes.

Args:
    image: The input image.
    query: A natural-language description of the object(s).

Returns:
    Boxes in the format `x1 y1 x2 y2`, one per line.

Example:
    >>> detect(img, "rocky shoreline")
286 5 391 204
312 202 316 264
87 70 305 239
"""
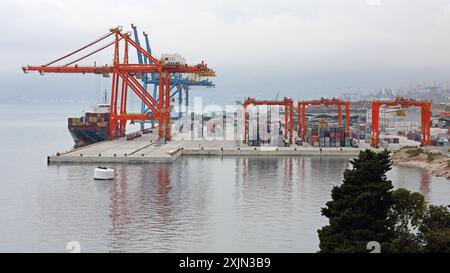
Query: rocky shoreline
391 147 450 179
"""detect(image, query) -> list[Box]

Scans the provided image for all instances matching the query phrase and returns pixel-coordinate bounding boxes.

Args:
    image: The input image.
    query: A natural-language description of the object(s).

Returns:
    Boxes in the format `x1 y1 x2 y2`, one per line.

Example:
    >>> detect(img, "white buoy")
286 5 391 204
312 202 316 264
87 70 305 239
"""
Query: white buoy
93 167 114 180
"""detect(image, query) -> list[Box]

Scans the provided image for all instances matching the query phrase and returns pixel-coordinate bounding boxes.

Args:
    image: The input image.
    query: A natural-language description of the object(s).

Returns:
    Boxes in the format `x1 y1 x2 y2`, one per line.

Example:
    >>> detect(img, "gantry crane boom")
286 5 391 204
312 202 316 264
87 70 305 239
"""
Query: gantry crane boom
22 27 214 141
22 63 210 74
142 30 159 128
131 24 215 127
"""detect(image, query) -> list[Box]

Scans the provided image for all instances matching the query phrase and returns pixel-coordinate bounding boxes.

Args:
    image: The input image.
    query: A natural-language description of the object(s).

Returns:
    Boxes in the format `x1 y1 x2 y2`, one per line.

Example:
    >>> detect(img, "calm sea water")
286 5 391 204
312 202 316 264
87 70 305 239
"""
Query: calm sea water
0 104 449 252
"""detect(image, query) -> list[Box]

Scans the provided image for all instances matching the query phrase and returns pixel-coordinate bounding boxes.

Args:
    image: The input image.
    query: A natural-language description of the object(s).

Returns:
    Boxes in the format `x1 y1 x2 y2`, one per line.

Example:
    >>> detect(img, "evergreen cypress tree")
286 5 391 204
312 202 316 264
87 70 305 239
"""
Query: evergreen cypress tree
318 149 394 252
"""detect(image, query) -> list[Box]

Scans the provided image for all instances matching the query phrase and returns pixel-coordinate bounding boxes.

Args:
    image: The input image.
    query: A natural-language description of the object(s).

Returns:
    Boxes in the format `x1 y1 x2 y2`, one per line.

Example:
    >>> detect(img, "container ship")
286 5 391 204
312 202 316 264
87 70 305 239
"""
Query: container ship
68 103 111 147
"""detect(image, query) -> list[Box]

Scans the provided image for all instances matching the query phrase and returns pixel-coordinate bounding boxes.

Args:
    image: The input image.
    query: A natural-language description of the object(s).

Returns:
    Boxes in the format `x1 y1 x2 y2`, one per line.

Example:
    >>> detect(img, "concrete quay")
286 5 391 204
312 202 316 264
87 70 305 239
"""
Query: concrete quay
48 134 405 164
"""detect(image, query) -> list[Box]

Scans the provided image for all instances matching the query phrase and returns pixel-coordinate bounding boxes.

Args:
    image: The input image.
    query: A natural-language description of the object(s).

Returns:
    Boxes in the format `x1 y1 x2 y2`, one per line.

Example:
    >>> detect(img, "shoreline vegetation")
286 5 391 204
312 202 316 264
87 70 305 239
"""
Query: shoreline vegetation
391 147 450 179
318 149 450 253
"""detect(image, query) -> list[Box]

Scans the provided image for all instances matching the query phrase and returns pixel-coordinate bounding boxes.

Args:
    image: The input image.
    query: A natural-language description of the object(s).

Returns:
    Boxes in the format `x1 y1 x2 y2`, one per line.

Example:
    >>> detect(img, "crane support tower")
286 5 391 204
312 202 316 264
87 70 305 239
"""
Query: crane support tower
130 24 215 129
298 98 350 141
22 27 214 141
371 97 431 147
243 97 294 144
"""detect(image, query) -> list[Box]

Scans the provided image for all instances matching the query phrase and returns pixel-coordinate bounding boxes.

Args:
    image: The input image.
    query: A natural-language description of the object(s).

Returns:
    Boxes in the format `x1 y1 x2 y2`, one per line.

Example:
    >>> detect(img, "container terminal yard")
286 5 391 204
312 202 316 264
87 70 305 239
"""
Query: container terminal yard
22 26 450 164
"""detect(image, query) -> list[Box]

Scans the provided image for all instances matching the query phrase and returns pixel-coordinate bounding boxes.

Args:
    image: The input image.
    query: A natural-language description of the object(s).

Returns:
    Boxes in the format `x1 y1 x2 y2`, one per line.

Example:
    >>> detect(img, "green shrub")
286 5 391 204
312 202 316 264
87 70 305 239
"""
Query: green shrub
426 152 434 162
406 148 424 158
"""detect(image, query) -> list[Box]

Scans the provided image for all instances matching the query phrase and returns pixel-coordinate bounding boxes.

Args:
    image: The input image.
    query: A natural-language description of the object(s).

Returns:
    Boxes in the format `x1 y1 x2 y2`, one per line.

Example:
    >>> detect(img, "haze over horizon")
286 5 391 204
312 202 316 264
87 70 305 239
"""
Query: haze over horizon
2 0 450 107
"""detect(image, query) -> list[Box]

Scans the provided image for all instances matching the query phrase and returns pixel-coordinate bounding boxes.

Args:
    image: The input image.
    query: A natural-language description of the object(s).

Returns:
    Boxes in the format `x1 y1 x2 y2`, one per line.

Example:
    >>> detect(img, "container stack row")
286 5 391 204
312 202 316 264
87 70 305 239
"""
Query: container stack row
306 123 352 147
68 112 110 128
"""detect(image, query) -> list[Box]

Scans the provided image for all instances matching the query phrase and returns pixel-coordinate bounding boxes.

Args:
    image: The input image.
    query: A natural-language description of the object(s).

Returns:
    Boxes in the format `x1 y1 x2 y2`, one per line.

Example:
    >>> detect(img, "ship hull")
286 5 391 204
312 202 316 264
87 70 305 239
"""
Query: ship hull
68 126 109 147
68 109 110 147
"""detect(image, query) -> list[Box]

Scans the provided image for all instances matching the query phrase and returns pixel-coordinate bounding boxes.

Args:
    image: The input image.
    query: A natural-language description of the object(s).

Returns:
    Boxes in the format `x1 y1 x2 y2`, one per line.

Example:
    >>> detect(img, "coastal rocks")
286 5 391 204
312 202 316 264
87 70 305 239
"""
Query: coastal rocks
391 147 450 179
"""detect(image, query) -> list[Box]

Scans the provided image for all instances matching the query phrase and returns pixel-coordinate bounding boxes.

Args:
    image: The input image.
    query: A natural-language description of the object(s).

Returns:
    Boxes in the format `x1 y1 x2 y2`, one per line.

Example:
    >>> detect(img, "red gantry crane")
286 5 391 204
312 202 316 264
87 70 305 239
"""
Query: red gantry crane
22 27 214 141
298 97 350 140
243 97 294 144
371 97 431 147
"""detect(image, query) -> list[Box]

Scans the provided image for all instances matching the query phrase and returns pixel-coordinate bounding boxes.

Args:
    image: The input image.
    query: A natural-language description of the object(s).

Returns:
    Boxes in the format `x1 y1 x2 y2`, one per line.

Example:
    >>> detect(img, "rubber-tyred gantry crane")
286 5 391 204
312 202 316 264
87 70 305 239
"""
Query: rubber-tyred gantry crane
22 27 214 141
298 97 350 140
371 97 431 147
243 97 294 144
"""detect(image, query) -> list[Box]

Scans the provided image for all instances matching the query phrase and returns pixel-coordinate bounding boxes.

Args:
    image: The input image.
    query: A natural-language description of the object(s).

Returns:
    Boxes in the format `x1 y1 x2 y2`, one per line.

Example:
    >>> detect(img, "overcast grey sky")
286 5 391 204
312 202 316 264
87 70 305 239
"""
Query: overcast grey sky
1 0 450 105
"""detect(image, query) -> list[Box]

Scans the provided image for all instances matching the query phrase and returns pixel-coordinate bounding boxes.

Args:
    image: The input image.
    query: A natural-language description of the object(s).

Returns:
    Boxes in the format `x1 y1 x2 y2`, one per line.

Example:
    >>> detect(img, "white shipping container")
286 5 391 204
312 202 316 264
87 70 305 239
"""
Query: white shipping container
161 53 186 65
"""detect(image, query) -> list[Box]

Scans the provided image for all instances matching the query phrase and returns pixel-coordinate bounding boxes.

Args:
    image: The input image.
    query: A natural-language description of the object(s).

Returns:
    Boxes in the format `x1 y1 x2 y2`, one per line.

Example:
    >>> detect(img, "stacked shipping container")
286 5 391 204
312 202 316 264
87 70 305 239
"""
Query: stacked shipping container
306 122 352 147
68 112 110 128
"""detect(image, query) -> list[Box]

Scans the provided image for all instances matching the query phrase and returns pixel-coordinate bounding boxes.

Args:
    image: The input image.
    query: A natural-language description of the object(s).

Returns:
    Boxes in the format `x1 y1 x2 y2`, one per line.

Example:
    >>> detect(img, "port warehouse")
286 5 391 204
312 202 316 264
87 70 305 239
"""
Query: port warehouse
21 26 450 163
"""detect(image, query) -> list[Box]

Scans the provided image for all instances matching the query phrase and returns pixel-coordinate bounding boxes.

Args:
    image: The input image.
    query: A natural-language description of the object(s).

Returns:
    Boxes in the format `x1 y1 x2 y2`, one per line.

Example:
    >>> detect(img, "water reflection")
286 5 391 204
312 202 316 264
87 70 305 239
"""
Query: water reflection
4 156 448 252
420 170 431 200
94 180 114 194
155 166 171 221
108 165 131 251
386 165 443 203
